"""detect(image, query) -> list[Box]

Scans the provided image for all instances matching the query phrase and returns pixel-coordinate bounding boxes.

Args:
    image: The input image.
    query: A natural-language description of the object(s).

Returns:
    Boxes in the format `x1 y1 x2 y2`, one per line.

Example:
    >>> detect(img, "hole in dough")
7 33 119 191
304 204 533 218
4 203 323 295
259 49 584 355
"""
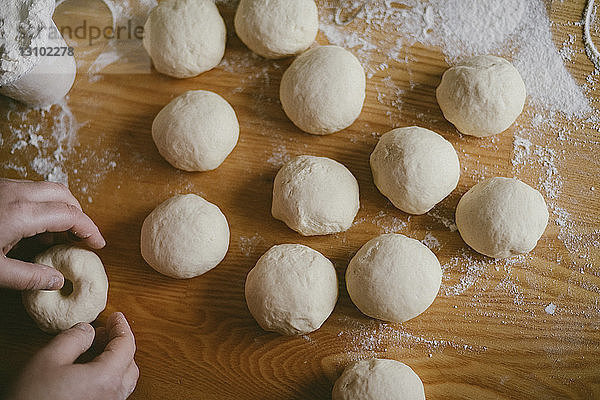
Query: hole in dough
60 279 74 297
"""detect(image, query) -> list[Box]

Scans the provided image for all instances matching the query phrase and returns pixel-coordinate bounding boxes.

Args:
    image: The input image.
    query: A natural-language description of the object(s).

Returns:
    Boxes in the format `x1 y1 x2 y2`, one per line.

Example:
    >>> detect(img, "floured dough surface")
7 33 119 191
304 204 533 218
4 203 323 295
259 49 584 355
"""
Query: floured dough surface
332 359 425 400
279 45 366 135
370 126 460 215
245 244 338 335
152 90 239 172
143 0 226 78
22 245 108 334
272 155 360 236
234 0 318 59
455 177 549 258
346 234 442 323
436 55 526 137
140 194 230 279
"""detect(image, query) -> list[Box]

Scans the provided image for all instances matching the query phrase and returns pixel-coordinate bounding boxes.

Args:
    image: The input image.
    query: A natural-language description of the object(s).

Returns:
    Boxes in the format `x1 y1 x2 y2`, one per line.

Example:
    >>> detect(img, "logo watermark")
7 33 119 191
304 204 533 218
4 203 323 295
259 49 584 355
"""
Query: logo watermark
52 19 145 46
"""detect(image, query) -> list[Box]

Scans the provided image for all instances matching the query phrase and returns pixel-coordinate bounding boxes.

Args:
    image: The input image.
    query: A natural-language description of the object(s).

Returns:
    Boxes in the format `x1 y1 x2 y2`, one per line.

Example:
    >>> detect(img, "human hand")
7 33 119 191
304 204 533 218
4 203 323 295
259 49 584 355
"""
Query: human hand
0 178 106 291
8 312 139 400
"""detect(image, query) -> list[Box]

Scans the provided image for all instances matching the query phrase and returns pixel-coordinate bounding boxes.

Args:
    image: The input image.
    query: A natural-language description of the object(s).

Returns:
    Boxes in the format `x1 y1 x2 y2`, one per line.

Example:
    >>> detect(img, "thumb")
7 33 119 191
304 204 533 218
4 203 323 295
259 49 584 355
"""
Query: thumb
36 323 96 365
0 257 64 290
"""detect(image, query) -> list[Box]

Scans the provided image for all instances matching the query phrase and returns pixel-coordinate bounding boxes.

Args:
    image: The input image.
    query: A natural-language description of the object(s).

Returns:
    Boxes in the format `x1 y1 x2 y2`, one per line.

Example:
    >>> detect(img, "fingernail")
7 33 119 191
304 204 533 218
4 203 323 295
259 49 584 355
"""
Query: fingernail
99 236 107 247
73 322 93 332
48 274 64 290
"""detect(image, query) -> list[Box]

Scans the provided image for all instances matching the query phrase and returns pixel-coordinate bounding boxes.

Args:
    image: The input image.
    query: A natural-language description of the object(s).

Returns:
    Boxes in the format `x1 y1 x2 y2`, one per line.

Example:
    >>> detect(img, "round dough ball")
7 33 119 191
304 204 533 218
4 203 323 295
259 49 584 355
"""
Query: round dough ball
245 244 338 335
280 45 366 135
141 194 230 279
370 126 460 215
346 234 441 323
455 177 549 258
234 0 318 59
152 90 239 172
22 245 108 334
143 0 226 78
332 359 425 400
436 55 526 137
272 155 360 236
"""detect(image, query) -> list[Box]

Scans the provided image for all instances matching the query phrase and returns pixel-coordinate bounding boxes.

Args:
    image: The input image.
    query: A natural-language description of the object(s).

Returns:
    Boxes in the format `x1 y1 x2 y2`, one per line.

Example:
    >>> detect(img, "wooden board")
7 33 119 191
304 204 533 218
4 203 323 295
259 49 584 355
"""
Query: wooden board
1 0 600 398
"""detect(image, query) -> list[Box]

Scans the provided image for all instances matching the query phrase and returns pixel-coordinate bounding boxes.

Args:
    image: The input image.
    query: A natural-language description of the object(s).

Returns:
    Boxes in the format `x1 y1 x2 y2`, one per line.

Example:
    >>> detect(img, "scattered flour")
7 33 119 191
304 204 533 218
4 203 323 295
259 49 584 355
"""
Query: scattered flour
266 144 291 168
421 232 440 250
238 234 265 257
320 0 593 117
545 302 557 315
334 316 487 357
372 210 407 233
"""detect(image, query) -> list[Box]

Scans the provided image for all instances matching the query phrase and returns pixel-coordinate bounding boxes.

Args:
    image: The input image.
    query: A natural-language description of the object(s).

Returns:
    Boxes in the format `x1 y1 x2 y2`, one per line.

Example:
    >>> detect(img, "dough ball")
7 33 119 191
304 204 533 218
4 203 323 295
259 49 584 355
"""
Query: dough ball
245 244 338 335
370 126 460 215
272 155 360 236
234 0 318 59
141 194 230 279
436 55 526 137
346 234 441 323
143 0 226 78
332 359 425 400
279 45 366 135
22 245 108 334
455 177 549 258
152 90 239 172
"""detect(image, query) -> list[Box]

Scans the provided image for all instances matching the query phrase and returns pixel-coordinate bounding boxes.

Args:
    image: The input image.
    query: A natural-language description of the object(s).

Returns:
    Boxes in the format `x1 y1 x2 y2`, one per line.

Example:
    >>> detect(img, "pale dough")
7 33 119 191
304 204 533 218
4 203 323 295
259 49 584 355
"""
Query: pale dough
143 0 226 78
272 155 360 236
436 55 526 137
455 177 549 258
152 90 239 172
279 45 366 135
370 126 460 215
332 359 425 400
140 194 230 279
346 234 442 323
234 0 318 59
245 244 338 335
22 245 108 334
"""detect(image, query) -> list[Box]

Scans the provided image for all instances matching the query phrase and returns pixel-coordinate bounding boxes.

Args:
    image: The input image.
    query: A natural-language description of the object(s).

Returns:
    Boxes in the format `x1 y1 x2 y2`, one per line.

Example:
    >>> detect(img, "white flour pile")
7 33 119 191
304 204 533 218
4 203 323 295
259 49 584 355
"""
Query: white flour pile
0 0 54 86
320 0 593 117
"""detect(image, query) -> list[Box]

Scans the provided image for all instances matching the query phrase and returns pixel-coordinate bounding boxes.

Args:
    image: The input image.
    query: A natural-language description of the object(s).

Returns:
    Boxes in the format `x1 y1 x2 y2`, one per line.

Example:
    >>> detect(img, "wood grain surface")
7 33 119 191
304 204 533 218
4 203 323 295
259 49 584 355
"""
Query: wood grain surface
1 0 599 399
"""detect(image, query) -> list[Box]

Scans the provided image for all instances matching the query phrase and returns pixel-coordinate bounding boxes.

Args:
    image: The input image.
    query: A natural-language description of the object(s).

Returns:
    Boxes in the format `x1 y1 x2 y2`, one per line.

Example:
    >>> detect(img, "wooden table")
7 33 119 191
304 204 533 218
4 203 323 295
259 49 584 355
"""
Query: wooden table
1 1 599 398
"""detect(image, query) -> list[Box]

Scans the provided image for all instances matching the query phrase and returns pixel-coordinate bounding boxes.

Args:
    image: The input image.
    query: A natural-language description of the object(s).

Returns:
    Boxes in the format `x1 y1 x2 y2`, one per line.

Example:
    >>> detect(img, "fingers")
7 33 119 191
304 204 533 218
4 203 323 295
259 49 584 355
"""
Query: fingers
92 313 136 372
35 323 95 365
10 201 106 249
2 180 82 210
122 361 140 397
0 257 64 290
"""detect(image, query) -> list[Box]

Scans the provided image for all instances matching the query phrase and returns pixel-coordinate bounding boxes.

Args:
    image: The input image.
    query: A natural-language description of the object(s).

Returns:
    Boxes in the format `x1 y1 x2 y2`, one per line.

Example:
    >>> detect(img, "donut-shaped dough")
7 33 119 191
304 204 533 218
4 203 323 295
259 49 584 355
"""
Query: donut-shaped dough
143 0 226 78
234 0 318 59
346 234 442 323
455 177 549 258
436 55 526 137
279 45 366 135
370 126 460 215
272 155 360 236
245 244 338 335
22 245 108 334
152 90 239 172
332 359 425 400
141 194 230 279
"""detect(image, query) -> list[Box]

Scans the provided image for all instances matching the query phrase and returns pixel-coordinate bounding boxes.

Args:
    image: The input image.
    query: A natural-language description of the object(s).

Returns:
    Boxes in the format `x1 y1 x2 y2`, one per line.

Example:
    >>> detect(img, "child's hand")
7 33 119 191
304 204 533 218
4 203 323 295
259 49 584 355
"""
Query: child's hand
8 312 139 400
0 178 106 291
